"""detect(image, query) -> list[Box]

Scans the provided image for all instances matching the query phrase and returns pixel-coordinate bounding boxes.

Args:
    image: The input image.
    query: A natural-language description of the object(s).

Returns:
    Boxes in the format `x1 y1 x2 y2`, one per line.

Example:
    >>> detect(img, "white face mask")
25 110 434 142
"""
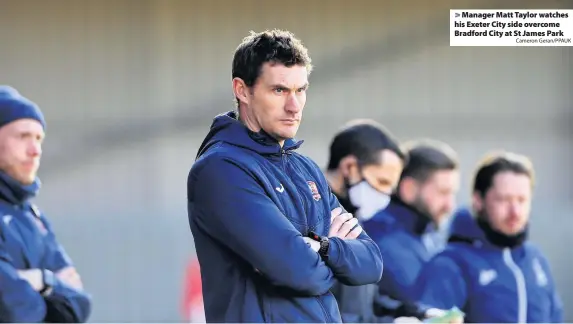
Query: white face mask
348 180 391 222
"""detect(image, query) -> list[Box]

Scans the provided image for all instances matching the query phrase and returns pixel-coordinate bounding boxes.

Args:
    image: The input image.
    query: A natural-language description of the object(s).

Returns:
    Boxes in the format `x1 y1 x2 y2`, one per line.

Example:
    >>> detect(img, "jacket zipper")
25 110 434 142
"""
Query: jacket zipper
315 296 331 322
502 248 527 323
282 150 309 233
281 149 331 323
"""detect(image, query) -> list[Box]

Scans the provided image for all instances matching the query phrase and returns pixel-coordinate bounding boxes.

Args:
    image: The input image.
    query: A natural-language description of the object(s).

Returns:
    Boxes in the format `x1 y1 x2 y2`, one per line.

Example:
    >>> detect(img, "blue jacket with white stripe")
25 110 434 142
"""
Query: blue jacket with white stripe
414 208 563 323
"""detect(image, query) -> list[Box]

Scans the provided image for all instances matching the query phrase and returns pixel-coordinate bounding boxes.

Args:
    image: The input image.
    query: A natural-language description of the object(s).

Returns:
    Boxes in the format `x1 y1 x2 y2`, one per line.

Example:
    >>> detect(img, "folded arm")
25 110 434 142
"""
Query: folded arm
0 244 48 322
414 253 467 310
40 216 92 323
373 247 417 315
189 158 336 296
323 190 383 286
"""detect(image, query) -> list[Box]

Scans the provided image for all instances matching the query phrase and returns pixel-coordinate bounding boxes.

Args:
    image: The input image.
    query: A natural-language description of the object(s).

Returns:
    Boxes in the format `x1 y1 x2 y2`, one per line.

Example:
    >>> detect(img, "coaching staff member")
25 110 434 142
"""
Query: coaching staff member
187 30 383 323
415 151 563 323
0 86 91 322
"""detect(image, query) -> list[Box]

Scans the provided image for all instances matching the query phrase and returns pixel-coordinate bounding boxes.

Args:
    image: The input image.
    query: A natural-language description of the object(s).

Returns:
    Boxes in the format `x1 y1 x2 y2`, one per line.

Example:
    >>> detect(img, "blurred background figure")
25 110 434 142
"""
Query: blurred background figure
181 259 205 323
363 139 459 321
1 0 571 321
0 86 91 323
325 120 405 221
415 152 563 323
325 119 405 322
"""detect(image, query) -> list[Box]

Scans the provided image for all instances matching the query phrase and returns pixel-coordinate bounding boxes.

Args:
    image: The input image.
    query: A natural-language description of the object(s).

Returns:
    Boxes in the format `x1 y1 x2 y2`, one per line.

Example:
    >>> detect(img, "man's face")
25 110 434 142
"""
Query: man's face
0 119 44 185
474 171 532 236
238 62 309 143
413 170 460 224
347 149 404 194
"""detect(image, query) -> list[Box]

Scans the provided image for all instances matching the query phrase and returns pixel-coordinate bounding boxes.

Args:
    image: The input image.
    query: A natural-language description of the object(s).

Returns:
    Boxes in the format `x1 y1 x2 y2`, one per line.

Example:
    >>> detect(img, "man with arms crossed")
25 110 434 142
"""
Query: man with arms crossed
187 30 383 323
324 120 405 323
0 86 91 322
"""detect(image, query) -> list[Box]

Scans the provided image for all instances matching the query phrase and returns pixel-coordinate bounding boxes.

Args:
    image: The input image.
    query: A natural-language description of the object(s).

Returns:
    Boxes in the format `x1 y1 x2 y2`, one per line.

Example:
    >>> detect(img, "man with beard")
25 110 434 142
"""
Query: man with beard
324 120 406 322
415 151 563 323
362 139 460 321
0 86 91 322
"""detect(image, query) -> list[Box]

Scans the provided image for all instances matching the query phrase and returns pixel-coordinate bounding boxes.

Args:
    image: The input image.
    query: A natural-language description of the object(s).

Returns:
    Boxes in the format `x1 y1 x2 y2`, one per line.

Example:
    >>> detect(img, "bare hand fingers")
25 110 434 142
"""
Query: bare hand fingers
329 213 352 237
337 217 359 238
66 275 83 290
330 207 343 223
346 224 363 239
56 266 77 279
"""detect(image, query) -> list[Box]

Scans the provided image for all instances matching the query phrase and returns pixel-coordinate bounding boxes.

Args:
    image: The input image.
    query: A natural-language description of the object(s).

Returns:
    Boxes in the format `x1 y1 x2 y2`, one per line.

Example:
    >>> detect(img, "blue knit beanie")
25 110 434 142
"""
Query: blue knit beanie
0 86 46 130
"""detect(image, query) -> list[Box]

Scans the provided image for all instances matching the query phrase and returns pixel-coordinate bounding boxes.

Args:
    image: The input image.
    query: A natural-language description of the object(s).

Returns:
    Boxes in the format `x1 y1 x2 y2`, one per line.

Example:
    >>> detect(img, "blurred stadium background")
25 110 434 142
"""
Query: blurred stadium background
1 0 571 321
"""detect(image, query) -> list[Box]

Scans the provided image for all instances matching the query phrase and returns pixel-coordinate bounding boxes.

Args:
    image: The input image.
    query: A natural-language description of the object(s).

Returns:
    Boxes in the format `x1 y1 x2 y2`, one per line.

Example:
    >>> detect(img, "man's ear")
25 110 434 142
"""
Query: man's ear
398 177 418 202
339 155 361 184
232 78 250 106
472 191 483 212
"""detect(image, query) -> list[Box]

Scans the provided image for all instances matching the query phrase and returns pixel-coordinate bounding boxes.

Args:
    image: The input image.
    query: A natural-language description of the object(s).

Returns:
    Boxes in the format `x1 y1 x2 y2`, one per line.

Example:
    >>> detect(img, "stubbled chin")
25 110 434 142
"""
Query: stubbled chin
502 225 525 236
17 172 37 185
280 126 299 138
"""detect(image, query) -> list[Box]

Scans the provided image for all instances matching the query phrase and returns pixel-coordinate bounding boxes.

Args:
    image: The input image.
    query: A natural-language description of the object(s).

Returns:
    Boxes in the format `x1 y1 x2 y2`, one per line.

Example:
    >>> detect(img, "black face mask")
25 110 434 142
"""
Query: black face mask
477 216 528 248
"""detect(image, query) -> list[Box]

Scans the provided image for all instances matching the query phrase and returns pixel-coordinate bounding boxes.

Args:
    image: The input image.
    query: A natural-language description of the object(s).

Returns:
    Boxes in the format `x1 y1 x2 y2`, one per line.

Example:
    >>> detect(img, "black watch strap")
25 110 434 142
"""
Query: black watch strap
309 231 330 261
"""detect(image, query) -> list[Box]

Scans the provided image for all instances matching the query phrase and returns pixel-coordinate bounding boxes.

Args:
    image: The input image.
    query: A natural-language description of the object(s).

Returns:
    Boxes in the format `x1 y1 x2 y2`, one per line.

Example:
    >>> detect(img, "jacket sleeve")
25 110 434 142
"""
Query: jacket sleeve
549 286 563 323
188 158 336 296
539 255 563 323
39 217 92 323
372 244 421 318
414 252 467 310
0 241 47 322
324 190 383 286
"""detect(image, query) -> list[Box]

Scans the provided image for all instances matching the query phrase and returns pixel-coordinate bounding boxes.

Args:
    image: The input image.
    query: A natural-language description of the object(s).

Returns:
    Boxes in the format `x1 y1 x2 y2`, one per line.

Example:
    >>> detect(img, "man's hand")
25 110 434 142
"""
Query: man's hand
394 317 422 323
329 207 363 239
424 308 464 324
56 266 84 290
17 269 44 291
303 237 320 252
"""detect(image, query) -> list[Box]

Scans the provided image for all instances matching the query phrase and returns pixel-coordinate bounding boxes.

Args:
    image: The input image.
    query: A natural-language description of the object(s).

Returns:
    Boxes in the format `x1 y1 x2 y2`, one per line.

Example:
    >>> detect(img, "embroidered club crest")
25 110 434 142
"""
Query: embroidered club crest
307 181 321 201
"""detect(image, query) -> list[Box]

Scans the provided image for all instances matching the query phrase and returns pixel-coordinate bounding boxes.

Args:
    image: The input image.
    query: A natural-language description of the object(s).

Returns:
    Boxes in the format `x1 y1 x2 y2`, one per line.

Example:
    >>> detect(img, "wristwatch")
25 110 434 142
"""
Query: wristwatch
40 269 55 297
308 231 330 261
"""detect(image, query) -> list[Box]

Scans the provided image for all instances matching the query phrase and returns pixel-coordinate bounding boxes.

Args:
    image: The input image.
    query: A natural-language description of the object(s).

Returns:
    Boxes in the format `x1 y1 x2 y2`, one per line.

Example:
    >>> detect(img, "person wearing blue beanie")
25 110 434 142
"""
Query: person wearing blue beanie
0 86 46 130
0 86 46 186
0 86 92 322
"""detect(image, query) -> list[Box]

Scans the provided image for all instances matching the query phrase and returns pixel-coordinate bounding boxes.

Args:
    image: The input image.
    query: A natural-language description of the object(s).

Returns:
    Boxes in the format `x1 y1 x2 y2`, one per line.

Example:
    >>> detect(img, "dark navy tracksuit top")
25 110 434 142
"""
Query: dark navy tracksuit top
0 172 91 322
187 111 383 323
415 208 563 323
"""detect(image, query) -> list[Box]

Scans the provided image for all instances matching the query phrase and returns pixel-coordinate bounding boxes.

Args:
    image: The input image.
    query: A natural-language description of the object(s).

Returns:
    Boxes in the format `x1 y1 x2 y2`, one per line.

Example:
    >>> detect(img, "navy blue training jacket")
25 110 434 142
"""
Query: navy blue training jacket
187 111 383 323
362 197 446 321
415 208 563 323
0 172 91 323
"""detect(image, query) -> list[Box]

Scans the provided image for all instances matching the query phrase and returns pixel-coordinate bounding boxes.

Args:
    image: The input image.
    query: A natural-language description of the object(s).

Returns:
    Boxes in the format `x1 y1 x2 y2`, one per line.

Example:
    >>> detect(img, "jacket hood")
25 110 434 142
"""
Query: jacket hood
0 170 40 205
448 206 528 248
196 111 303 159
448 207 485 243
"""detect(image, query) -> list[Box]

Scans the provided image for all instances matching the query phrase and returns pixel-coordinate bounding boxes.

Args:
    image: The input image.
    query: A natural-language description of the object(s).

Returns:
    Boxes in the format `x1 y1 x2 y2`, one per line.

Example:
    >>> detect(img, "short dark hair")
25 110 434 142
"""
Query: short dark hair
472 151 535 197
232 29 312 106
327 119 406 171
399 139 459 183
